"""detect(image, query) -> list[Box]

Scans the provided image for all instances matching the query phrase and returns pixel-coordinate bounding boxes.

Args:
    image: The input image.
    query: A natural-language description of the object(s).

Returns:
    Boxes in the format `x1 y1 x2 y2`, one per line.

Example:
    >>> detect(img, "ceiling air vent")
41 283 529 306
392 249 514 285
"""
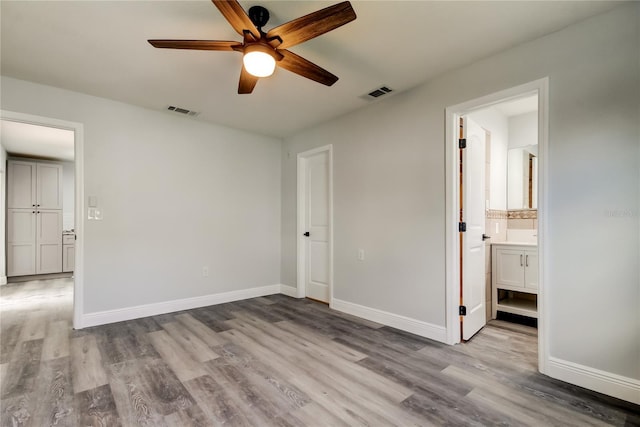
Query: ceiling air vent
166 105 199 117
363 86 393 100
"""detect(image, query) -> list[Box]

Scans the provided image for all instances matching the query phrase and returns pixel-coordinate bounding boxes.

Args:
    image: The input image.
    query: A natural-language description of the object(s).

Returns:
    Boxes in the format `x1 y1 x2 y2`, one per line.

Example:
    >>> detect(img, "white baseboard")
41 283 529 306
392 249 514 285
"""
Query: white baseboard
331 298 448 344
547 357 640 405
81 284 281 328
279 284 299 298
0 276 6 286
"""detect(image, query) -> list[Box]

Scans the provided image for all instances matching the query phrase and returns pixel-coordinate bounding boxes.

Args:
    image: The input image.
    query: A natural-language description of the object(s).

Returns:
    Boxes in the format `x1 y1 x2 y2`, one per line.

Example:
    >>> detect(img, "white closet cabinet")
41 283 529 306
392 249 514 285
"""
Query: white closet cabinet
8 161 63 210
6 160 63 276
491 243 538 319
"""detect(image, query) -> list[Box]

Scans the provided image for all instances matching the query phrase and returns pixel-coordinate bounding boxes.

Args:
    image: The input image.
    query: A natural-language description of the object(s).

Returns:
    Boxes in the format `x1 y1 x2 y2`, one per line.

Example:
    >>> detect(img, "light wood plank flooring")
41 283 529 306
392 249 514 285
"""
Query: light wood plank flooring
1 278 639 426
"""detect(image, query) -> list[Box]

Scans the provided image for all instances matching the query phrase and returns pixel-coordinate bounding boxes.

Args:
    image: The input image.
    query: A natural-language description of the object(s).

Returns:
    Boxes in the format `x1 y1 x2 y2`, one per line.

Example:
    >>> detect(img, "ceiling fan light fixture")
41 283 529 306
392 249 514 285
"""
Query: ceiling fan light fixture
243 44 276 78
149 0 357 93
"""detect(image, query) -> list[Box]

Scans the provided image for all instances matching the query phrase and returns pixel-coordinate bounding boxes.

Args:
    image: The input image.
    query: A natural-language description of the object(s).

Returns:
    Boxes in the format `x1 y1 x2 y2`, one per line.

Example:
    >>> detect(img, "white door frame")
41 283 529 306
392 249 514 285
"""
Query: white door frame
296 144 334 301
1 110 85 330
444 78 549 374
0 169 5 285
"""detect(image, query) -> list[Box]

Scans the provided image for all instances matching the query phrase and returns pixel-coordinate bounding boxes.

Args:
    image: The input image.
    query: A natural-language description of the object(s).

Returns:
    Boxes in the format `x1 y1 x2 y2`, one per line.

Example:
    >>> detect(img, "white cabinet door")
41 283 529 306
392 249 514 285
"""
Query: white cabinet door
495 248 524 288
7 161 36 209
7 209 37 276
36 163 63 209
63 245 75 272
36 210 63 274
524 249 538 290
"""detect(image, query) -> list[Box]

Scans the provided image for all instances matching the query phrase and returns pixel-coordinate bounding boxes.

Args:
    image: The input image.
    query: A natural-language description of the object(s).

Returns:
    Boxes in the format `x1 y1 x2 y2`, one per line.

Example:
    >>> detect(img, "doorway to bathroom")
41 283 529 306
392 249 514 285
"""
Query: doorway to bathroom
444 78 549 374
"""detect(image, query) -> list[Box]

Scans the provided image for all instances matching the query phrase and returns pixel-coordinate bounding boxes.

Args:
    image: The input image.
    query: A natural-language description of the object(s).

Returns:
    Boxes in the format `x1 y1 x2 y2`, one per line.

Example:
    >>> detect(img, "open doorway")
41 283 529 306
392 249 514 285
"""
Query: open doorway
445 79 549 374
1 111 84 329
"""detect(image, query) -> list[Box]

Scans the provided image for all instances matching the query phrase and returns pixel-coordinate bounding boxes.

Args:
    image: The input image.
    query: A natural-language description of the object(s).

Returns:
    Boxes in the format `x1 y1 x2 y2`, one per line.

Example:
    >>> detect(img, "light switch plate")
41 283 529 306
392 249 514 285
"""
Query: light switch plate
94 209 103 220
88 207 96 220
88 196 98 207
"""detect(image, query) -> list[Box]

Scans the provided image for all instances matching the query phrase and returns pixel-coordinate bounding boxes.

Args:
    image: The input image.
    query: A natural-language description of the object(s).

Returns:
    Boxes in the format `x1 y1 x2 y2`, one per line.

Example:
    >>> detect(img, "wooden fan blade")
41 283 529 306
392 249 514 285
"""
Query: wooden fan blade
277 50 338 86
212 0 260 40
148 40 241 51
266 1 356 49
238 66 259 94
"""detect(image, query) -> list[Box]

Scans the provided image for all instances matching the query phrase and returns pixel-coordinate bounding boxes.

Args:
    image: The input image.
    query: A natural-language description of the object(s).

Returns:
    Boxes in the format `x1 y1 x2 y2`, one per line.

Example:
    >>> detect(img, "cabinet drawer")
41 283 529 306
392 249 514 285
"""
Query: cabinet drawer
63 234 75 245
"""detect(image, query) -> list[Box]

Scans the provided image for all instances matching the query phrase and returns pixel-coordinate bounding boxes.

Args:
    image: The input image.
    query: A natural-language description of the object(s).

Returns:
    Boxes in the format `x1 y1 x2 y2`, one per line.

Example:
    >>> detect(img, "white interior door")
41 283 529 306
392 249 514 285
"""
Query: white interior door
461 116 487 340
299 148 331 303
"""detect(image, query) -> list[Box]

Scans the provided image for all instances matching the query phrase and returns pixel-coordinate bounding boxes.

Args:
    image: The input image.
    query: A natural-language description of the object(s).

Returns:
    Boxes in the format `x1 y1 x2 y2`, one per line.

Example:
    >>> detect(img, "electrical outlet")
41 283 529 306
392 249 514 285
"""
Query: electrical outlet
357 249 365 261
495 222 499 233
202 267 209 277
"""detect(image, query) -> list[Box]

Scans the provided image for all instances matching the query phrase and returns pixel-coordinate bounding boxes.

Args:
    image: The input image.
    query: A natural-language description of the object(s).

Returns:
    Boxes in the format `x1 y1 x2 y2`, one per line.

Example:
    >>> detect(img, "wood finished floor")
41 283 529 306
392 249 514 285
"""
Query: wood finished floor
1 279 639 426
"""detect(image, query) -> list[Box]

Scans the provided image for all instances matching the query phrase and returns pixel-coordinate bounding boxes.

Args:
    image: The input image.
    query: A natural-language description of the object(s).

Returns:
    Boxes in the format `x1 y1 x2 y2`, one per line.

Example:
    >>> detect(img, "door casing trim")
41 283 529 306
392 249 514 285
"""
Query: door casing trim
443 78 549 375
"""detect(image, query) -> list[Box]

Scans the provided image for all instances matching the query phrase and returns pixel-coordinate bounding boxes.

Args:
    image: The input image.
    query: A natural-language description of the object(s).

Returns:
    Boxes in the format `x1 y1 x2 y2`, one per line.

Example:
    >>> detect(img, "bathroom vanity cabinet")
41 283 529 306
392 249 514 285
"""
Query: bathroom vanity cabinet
491 243 538 319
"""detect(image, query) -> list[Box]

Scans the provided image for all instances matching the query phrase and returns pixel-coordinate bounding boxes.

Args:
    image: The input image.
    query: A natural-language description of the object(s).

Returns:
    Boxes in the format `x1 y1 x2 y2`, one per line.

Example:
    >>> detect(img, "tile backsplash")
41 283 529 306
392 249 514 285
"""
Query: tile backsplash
507 209 537 219
507 209 537 230
486 209 538 230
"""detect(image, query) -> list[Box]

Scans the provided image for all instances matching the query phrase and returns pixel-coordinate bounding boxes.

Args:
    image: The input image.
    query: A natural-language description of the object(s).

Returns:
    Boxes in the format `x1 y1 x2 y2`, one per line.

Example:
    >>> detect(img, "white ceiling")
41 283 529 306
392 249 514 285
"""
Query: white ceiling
1 1 623 138
1 120 75 161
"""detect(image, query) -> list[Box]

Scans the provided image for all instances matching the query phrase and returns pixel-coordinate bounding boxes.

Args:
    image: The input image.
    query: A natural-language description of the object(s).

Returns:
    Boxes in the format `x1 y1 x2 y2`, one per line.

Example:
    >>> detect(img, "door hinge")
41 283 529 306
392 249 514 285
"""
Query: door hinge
459 305 467 316
458 138 466 149
459 222 466 232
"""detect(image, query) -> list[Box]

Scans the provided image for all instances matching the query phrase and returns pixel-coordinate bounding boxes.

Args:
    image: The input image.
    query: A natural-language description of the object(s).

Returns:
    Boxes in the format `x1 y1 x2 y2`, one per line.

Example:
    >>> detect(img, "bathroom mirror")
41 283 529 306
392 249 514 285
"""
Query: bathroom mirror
507 144 538 209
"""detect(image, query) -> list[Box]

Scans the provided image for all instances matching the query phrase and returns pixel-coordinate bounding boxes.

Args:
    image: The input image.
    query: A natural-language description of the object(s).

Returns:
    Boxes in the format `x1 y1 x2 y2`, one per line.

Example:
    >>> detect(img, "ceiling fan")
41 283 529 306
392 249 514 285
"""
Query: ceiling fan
148 0 357 94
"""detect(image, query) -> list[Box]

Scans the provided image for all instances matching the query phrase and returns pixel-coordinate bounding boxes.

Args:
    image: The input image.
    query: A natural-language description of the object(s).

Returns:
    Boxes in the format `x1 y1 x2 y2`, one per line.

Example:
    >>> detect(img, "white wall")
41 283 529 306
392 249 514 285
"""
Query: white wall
61 161 75 230
284 101 447 323
467 109 509 211
0 77 282 314
509 111 538 149
282 2 639 386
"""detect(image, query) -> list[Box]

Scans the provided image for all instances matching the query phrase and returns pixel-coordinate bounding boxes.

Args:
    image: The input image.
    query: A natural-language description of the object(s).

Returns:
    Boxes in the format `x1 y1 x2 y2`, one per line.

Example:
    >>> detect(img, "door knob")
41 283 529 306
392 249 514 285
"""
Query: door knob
482 234 491 241
303 232 310 237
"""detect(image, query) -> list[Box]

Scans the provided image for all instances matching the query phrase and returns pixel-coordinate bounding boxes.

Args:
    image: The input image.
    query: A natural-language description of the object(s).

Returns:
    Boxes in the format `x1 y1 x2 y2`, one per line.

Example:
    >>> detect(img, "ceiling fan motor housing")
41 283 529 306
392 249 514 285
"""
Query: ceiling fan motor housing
248 6 270 32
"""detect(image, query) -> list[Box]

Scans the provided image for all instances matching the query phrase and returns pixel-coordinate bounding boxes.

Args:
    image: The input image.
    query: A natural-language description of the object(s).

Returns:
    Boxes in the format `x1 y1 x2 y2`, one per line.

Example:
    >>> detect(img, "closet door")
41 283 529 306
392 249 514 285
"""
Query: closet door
36 210 63 274
36 163 63 209
7 209 37 276
7 160 36 209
